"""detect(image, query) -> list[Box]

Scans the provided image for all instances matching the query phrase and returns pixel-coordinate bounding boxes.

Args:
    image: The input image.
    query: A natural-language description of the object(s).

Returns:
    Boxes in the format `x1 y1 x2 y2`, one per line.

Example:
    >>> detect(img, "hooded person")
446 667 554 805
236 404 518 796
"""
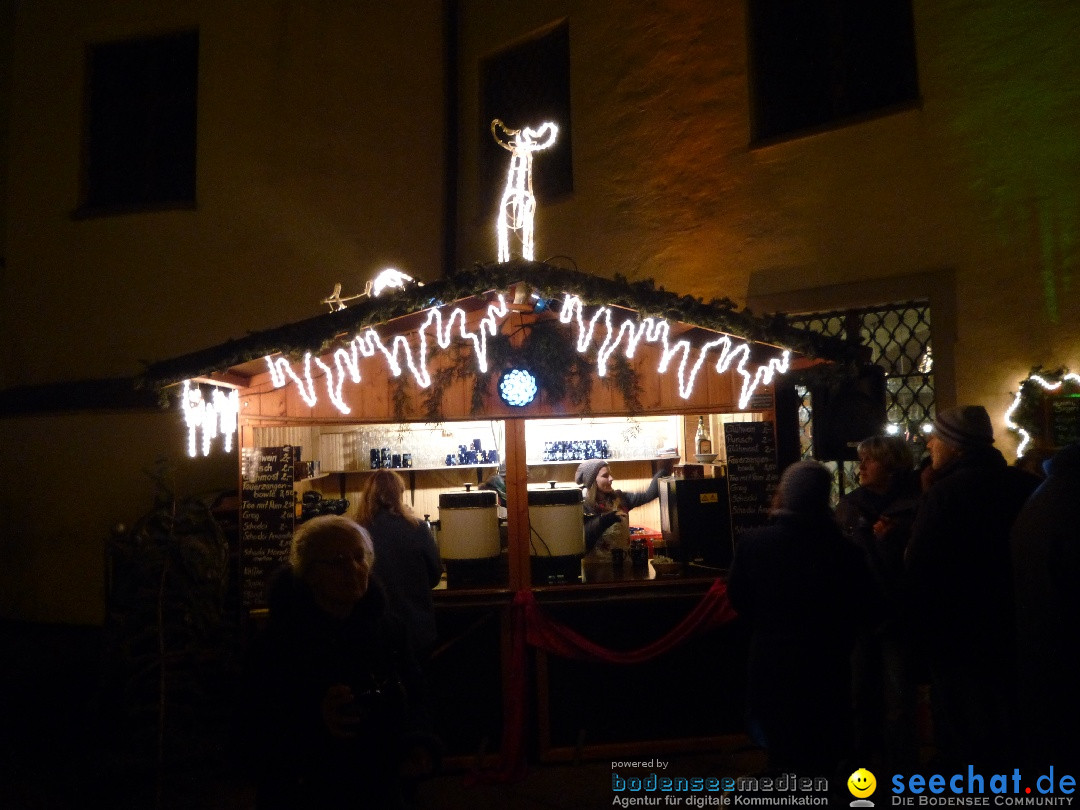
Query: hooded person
905 405 1039 771
727 460 879 775
574 456 673 556
1009 441 1080 772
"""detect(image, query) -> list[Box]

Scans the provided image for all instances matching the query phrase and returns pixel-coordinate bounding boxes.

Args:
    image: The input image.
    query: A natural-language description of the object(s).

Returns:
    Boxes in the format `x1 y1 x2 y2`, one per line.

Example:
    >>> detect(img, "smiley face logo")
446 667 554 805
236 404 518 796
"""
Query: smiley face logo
848 768 877 798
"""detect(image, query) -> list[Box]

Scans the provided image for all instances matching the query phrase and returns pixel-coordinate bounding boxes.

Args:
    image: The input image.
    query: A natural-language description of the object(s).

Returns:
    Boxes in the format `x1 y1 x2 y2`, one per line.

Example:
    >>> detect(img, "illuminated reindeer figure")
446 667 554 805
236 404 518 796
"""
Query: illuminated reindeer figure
491 119 558 263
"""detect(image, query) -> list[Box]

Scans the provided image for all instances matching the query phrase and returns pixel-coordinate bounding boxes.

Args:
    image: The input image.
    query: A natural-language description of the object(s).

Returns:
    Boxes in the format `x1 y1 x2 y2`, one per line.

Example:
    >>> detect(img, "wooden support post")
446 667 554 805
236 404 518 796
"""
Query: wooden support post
503 417 530 591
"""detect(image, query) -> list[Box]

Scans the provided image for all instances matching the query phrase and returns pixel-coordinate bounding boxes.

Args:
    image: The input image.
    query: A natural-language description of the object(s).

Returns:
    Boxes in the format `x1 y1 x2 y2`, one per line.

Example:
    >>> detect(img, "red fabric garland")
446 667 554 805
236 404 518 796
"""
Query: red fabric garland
521 578 737 664
471 578 737 783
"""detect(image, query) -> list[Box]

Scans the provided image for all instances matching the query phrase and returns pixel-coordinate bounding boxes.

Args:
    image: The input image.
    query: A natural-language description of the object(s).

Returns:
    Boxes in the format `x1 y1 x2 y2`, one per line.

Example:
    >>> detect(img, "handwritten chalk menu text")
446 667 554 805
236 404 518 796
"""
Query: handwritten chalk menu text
241 446 295 609
1050 396 1080 448
723 421 780 542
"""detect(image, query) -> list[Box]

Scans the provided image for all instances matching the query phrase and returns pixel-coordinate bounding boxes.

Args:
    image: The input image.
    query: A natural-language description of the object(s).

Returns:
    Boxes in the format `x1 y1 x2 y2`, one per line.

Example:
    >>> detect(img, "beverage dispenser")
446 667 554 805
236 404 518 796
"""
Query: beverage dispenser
528 482 585 584
438 485 501 588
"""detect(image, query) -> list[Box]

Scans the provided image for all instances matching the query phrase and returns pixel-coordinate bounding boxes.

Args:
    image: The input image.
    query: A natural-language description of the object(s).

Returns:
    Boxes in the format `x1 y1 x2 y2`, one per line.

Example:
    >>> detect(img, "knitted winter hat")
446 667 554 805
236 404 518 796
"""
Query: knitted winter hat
932 405 994 448
575 459 609 490
773 460 833 516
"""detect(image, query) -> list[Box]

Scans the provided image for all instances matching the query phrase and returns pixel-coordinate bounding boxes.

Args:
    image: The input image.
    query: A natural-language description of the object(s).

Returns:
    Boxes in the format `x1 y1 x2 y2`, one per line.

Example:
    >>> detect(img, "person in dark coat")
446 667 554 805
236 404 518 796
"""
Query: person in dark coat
835 435 921 772
243 516 439 810
728 460 880 775
575 458 673 555
354 469 442 660
1010 441 1080 773
905 405 1039 771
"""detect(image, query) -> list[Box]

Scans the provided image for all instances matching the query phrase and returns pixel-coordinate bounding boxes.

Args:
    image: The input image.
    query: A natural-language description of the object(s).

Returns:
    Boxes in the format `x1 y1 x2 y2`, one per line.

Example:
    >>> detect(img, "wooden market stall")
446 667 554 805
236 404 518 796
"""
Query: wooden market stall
145 260 859 766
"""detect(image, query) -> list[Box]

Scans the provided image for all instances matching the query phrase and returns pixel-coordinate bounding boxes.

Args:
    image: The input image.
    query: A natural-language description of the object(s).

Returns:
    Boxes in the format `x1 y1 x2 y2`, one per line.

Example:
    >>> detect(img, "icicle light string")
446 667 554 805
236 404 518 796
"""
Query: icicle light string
263 292 791 415
180 380 239 458
558 295 790 409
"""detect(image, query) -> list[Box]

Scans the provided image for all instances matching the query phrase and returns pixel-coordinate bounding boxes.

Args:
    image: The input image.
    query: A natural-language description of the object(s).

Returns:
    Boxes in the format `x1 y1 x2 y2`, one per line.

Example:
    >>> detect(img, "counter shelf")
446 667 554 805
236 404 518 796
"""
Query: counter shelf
307 463 500 500
320 463 500 474
524 456 673 466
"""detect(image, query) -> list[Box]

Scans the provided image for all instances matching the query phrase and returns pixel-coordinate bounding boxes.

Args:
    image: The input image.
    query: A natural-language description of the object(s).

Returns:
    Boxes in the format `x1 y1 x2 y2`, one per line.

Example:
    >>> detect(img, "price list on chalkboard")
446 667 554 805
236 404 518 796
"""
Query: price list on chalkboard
723 421 780 543
241 446 296 609
1050 396 1080 447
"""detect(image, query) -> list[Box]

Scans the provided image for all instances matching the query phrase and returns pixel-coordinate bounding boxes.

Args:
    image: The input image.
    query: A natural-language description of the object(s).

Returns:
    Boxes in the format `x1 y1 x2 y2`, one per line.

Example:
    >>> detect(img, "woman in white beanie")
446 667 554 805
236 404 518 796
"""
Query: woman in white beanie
575 458 674 555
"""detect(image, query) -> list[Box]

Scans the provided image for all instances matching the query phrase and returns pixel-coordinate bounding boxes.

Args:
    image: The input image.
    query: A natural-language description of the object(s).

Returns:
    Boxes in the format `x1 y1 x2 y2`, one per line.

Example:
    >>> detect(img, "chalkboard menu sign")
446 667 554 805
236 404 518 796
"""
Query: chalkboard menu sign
241 446 296 609
724 421 780 543
1049 396 1080 448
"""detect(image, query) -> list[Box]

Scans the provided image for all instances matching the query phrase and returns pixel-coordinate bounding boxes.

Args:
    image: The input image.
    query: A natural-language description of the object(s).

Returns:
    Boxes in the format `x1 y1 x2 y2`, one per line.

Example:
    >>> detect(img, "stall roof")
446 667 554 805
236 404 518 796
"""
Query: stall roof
141 261 861 390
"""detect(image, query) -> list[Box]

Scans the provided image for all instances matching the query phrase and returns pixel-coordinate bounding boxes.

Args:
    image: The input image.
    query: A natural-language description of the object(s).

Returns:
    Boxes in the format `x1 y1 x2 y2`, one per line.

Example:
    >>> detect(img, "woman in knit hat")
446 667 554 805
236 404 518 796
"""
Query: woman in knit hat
906 404 1039 770
575 457 674 555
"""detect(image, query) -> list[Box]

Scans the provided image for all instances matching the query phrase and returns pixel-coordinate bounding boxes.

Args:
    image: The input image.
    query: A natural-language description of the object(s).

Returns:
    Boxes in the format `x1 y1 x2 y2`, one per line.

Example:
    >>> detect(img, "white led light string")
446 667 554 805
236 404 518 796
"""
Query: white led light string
181 380 240 457
492 120 558 263
265 294 510 415
261 292 792 416
1004 370 1080 457
559 295 791 409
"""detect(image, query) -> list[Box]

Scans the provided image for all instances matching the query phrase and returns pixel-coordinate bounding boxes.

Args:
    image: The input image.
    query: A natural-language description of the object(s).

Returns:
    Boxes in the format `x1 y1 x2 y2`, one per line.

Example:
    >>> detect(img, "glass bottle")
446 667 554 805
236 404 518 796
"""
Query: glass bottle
695 416 712 456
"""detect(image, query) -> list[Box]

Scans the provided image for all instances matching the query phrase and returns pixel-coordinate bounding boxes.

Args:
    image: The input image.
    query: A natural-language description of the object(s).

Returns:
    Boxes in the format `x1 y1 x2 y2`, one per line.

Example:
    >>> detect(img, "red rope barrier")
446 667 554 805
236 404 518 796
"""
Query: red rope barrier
470 579 737 783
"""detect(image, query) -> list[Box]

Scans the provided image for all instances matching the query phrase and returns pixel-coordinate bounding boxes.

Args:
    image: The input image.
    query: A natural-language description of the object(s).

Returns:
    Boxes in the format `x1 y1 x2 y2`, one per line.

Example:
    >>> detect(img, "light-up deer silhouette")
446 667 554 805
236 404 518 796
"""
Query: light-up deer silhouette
491 119 558 263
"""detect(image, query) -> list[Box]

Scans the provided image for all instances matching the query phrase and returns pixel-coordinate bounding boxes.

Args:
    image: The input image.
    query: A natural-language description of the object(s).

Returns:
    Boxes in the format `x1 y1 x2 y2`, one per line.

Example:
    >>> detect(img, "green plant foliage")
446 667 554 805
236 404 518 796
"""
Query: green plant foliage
99 459 234 787
407 314 641 420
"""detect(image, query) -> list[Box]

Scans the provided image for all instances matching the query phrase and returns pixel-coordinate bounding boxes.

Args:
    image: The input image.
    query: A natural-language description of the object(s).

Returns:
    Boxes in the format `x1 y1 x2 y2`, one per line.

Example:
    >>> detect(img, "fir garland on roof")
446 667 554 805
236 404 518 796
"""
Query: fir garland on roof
141 259 859 390
401 317 638 422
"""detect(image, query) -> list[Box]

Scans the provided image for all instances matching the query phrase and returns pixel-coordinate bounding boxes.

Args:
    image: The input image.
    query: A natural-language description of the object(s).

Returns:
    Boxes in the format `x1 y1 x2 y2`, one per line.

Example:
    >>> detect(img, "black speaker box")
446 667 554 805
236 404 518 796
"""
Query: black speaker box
811 365 887 461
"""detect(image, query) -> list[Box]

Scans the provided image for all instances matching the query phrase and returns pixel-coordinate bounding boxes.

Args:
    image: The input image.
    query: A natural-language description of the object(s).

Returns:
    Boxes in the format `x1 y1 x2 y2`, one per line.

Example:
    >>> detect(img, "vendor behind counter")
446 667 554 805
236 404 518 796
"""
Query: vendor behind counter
575 458 676 556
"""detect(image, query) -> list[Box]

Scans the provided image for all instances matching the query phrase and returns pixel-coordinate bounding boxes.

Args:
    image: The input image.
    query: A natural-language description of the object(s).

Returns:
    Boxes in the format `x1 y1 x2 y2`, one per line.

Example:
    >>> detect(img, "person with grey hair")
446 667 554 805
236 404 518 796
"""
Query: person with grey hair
906 405 1039 771
727 460 879 776
243 515 440 809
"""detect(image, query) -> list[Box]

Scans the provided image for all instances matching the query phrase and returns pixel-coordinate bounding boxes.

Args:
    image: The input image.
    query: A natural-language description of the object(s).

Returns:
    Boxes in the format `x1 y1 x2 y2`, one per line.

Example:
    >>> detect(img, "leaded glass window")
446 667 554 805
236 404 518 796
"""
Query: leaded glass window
790 301 934 496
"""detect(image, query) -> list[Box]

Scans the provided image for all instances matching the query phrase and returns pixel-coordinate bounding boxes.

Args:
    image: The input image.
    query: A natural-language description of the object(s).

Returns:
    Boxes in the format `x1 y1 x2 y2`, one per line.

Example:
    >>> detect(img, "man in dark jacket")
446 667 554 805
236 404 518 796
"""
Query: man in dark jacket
906 406 1038 771
729 460 880 776
1010 441 1080 773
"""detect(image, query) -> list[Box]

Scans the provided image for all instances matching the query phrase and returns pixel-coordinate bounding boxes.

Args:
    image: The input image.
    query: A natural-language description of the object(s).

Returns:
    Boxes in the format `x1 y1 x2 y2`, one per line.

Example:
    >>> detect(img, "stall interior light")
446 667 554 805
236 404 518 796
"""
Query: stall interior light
181 380 239 457
1004 369 1080 457
263 291 792 414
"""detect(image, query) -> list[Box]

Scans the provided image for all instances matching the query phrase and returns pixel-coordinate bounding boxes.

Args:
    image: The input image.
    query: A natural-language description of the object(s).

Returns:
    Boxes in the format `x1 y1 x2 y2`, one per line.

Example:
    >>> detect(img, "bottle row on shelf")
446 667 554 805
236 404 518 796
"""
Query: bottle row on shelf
541 439 610 462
